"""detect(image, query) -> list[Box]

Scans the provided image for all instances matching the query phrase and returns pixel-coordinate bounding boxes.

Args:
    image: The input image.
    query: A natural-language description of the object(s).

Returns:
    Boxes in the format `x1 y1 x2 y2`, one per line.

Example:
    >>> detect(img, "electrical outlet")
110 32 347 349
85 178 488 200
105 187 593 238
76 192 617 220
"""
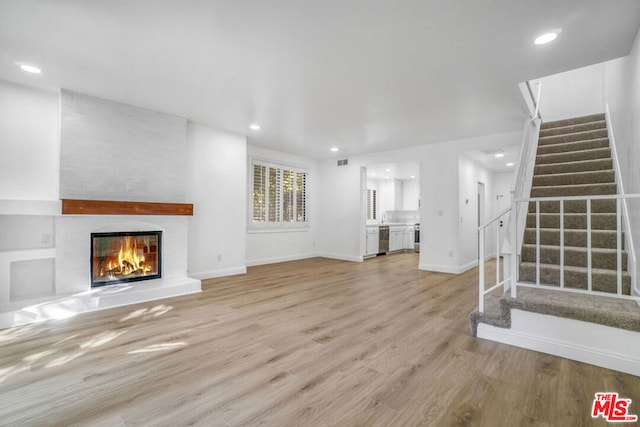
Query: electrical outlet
217 254 222 262
448 251 453 258
41 233 51 244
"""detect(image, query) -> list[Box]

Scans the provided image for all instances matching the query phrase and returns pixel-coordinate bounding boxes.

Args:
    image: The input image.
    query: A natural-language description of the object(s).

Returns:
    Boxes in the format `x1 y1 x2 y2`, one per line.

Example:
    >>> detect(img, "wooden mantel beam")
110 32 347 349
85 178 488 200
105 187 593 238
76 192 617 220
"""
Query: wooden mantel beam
61 199 193 216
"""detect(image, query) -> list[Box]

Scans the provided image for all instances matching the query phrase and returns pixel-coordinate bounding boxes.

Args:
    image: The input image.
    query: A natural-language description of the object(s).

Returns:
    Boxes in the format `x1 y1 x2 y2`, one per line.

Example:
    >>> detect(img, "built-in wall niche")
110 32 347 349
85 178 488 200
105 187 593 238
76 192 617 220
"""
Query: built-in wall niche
0 215 57 305
10 258 55 300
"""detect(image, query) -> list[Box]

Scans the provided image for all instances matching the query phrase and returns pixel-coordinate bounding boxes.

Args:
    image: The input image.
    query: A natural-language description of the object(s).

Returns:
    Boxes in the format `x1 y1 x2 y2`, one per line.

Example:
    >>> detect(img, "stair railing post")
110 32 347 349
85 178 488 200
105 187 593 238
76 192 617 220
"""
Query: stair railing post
617 198 622 295
536 200 540 286
479 228 485 313
587 199 592 292
510 196 518 298
560 200 564 288
496 220 500 288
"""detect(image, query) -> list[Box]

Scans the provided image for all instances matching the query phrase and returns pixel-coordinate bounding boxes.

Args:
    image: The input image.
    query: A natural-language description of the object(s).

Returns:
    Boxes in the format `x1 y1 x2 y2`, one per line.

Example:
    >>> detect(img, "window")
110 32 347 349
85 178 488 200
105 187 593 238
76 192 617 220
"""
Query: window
252 160 308 226
367 188 377 220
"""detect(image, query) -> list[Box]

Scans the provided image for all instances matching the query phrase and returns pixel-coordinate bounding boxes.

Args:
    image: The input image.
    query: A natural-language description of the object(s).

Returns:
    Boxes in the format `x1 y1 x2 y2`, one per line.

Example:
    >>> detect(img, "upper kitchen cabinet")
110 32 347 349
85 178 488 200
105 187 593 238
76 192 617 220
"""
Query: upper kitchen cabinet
382 179 403 212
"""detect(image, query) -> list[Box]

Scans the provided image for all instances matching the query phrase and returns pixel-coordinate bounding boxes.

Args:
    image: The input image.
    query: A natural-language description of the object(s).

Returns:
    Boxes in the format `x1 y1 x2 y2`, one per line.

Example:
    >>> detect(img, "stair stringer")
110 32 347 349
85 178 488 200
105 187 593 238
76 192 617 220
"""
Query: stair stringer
477 308 640 377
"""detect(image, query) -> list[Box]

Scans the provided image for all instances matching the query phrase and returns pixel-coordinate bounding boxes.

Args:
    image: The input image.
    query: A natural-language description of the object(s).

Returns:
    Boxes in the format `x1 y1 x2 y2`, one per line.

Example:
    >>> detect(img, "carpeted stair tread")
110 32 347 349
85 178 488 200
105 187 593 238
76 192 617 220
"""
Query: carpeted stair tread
518 262 631 294
521 244 628 270
532 169 614 187
523 228 624 249
501 287 640 332
535 147 611 164
469 287 640 336
536 138 609 155
540 113 605 130
530 182 617 197
539 120 606 138
534 158 613 175
468 294 509 336
538 129 608 146
527 198 617 213
526 212 617 229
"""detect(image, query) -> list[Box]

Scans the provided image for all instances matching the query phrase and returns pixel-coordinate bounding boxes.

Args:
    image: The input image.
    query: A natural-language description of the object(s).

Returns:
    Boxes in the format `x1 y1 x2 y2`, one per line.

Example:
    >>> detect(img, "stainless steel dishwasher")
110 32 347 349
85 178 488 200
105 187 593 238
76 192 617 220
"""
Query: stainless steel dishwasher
378 225 389 254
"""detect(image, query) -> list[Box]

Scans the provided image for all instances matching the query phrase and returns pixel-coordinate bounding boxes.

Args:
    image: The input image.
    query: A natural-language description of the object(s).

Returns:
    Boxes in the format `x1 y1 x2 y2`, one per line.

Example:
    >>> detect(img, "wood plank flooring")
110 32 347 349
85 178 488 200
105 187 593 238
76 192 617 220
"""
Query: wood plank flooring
1 253 638 426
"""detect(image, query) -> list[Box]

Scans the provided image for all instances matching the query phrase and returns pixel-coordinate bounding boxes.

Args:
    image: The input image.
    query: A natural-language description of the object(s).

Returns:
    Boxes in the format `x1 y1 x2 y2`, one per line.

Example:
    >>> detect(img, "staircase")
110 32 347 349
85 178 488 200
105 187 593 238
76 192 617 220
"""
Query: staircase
518 113 631 294
470 113 640 376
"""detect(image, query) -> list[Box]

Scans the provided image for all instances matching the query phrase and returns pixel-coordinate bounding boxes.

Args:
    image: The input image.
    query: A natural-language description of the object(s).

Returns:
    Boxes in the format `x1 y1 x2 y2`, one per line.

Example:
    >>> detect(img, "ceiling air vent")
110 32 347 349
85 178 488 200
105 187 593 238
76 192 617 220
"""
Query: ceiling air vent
337 159 349 167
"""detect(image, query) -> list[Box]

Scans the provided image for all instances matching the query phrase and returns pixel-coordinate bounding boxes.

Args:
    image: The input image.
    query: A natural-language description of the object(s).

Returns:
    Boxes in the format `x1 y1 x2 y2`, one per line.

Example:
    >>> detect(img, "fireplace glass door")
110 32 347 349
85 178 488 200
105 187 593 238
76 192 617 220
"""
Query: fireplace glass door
91 231 162 287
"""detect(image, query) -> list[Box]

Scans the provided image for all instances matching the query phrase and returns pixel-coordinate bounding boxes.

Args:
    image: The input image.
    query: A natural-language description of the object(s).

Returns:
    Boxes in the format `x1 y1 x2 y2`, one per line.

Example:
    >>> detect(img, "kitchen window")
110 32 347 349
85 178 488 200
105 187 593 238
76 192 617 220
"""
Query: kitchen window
367 188 377 220
251 160 308 228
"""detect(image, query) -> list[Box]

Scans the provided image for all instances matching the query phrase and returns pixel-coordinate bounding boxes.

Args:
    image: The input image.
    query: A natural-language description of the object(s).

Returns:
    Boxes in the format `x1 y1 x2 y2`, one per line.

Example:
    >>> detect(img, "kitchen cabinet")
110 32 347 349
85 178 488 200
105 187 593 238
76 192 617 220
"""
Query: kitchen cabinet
404 226 415 250
389 228 404 252
366 225 416 257
366 228 379 256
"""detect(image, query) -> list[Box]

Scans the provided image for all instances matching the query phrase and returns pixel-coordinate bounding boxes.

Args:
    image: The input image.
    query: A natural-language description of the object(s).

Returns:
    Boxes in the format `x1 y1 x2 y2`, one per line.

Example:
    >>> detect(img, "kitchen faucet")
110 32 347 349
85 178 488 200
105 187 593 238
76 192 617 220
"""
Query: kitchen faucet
381 212 387 224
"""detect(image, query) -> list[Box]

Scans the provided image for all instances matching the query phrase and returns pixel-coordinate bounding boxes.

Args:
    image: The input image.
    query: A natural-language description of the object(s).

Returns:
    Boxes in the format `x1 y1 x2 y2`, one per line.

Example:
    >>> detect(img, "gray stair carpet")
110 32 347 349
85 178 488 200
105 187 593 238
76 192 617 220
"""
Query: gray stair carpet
469 287 640 337
523 113 631 295
470 113 636 336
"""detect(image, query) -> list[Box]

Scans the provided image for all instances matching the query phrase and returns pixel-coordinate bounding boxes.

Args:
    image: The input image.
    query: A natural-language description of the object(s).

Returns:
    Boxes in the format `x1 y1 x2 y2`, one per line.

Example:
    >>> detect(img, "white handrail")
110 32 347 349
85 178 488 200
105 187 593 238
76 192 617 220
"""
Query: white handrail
479 207 512 229
517 194 640 202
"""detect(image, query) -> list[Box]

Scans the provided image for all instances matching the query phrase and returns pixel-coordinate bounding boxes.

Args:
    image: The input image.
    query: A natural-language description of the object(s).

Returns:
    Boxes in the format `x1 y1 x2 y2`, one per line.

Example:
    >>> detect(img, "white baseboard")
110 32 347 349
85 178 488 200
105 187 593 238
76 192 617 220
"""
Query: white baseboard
246 252 318 267
477 309 640 376
419 259 477 275
189 266 247 279
317 252 363 263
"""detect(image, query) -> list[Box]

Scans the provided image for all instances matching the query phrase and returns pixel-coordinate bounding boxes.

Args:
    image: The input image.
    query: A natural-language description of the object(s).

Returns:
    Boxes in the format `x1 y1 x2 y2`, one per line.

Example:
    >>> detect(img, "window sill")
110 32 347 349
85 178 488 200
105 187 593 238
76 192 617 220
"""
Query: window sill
247 226 310 234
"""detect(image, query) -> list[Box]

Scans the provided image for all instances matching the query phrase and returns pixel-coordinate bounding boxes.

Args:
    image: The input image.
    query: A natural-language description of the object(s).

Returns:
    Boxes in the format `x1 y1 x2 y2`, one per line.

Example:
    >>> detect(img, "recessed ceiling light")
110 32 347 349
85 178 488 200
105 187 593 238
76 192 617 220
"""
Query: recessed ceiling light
410 175 415 179
535 32 558 45
330 147 339 152
495 153 505 158
19 64 42 74
385 176 390 179
506 162 514 166
249 124 260 130
385 168 391 172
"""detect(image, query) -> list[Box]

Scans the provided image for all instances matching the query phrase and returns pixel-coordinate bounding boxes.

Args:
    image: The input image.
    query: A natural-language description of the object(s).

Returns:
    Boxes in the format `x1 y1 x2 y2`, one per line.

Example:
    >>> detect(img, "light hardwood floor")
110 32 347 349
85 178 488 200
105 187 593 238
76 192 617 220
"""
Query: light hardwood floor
0 253 638 426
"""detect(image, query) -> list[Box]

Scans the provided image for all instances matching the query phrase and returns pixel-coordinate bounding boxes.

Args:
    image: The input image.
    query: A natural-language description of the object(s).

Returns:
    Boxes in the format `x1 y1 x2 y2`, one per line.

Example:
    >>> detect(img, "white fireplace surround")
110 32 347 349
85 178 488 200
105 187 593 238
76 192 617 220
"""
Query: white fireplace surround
0 214 200 329
56 217 187 294
0 90 203 329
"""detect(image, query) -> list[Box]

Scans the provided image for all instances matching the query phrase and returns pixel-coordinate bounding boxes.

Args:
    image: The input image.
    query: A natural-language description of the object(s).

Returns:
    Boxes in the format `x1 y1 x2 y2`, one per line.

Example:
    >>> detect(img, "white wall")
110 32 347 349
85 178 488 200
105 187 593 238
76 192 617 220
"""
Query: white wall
186 123 247 278
0 80 59 201
318 158 364 262
317 130 522 271
60 90 187 202
603 29 640 293
246 145 320 266
536 63 605 121
458 154 496 268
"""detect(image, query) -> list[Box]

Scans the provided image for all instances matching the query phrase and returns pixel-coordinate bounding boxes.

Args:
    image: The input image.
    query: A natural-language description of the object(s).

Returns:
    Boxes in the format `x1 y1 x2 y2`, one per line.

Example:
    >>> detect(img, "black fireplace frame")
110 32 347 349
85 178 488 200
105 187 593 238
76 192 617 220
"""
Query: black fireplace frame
90 230 162 287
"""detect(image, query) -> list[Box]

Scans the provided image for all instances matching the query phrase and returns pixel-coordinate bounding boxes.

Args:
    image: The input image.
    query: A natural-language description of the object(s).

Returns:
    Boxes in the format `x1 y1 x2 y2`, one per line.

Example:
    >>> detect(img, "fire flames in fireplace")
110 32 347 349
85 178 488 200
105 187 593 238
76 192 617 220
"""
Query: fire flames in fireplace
91 231 161 287
103 236 151 278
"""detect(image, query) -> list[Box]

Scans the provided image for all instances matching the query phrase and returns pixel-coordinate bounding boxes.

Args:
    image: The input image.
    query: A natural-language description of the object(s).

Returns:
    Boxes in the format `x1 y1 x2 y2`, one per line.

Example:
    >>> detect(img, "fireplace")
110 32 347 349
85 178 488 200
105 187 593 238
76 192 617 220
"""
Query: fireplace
91 231 162 287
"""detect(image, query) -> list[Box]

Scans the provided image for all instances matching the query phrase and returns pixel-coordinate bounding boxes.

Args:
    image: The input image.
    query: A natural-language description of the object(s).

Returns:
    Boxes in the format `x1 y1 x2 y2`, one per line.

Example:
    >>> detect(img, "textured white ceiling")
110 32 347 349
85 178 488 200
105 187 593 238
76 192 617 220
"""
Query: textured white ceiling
1 0 639 159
